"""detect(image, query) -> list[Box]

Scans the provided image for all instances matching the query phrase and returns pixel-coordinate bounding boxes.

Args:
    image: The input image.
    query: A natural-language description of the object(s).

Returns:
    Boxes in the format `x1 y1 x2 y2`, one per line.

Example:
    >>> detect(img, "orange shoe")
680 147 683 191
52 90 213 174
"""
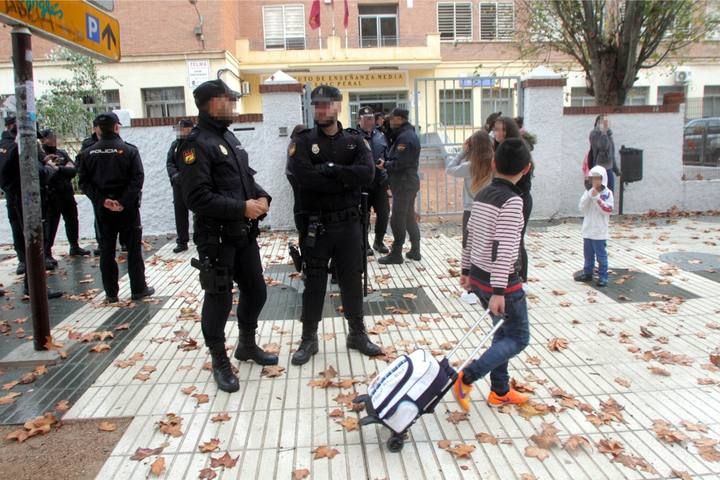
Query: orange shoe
487 388 529 407
452 371 473 412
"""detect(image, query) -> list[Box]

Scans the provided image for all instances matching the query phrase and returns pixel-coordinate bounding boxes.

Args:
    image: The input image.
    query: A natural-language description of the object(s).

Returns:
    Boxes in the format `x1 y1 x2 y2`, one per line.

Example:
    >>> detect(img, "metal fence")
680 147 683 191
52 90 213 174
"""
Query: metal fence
413 76 522 217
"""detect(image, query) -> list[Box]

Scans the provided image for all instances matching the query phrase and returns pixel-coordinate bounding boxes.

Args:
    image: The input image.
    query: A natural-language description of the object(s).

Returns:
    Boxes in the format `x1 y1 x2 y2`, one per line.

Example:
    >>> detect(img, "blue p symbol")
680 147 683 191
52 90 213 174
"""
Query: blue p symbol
87 14 100 43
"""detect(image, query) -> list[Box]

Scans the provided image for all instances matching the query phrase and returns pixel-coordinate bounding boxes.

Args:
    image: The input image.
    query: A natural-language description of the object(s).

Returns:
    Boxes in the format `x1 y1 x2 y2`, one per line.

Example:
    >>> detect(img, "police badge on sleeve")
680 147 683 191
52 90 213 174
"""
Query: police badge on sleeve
183 149 196 165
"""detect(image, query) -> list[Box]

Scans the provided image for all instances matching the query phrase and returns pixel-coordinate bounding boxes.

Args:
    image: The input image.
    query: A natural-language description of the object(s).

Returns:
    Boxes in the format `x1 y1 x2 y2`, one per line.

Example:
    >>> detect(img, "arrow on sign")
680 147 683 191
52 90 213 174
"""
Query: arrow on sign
102 24 117 50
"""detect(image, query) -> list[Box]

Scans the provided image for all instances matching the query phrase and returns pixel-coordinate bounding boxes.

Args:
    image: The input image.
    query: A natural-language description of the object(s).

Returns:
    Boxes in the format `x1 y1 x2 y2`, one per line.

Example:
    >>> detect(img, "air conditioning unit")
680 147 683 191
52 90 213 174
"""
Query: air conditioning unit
675 68 692 84
241 81 251 96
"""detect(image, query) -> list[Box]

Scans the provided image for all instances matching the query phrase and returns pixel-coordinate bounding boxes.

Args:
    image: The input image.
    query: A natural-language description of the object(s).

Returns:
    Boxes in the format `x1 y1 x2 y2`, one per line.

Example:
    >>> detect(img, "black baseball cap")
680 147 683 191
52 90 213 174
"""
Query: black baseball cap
177 119 194 128
193 79 241 108
358 106 374 117
389 108 409 120
4 116 16 127
310 85 342 104
39 128 55 139
94 112 121 127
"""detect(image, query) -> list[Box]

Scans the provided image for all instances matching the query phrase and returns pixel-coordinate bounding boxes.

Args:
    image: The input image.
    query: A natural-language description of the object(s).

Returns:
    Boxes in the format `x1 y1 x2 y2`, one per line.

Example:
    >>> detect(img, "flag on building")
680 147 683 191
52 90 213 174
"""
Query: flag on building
343 0 349 29
309 0 321 30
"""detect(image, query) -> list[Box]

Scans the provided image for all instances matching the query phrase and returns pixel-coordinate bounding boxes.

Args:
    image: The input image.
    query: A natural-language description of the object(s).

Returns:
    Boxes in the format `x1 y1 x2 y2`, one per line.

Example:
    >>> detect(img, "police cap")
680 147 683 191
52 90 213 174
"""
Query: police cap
389 107 409 120
177 119 194 128
39 128 55 139
193 79 241 108
310 85 342 104
94 112 121 127
358 106 374 117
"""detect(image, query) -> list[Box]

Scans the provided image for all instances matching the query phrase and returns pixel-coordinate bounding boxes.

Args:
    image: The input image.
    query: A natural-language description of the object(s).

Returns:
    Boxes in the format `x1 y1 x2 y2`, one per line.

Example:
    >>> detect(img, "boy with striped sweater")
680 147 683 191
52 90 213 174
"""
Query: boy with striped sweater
454 138 532 411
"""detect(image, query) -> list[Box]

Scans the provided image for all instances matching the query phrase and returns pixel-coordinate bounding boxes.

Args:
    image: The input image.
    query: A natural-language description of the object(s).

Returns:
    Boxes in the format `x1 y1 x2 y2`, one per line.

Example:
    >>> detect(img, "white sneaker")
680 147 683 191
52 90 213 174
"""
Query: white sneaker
460 291 479 304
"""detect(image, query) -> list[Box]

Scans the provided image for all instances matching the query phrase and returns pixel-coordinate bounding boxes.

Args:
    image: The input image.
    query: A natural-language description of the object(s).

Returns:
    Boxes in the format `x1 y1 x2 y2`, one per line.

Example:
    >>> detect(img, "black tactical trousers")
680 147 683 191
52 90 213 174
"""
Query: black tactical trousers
97 207 146 297
301 219 364 324
45 191 80 254
389 188 420 250
4 192 25 263
172 184 190 245
367 184 390 242
195 237 266 350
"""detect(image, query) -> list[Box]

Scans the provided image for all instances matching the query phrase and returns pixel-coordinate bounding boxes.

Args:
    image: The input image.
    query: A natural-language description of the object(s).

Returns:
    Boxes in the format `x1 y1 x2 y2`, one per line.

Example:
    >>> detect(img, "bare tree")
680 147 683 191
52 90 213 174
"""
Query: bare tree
519 0 719 105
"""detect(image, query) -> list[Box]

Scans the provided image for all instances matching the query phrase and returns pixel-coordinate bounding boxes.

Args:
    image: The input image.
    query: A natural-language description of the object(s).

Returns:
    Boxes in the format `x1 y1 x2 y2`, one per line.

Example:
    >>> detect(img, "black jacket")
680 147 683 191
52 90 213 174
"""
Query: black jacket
178 112 271 224
287 122 374 214
363 128 388 188
166 138 182 186
77 133 144 209
0 131 55 197
384 122 420 192
43 146 76 196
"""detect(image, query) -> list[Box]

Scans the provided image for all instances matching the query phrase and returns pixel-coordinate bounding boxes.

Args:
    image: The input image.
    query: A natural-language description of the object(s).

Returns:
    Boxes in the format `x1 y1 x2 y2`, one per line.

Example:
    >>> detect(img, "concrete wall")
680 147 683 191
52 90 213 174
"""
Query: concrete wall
523 77 720 218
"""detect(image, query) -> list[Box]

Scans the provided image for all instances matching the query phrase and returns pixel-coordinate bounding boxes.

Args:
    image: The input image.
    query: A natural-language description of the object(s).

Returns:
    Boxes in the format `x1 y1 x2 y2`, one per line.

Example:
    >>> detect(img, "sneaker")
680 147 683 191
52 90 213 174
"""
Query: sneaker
596 279 608 287
131 286 155 300
452 371 473 412
487 388 529 407
573 271 593 282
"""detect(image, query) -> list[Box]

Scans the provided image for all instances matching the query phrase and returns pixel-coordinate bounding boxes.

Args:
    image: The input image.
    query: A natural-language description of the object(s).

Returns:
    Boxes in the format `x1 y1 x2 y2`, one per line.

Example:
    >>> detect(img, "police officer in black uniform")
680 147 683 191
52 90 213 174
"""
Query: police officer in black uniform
179 79 277 393
287 85 382 366
166 119 194 253
0 116 63 298
78 117 103 256
77 112 154 304
39 129 90 260
378 108 422 264
357 106 390 254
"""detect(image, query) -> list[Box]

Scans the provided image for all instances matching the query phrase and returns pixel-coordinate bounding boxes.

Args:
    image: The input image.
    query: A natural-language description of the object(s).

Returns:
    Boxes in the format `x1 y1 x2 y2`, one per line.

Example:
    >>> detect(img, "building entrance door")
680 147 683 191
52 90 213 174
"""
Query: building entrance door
349 91 408 125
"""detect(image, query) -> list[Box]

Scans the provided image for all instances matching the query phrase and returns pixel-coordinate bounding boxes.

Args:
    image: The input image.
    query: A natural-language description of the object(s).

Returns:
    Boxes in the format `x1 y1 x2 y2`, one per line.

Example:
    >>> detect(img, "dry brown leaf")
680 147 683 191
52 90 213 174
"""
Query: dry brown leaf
402 293 417 300
130 443 169 461
0 392 21 405
597 438 625 456
98 421 117 432
209 451 239 468
198 468 217 480
648 366 671 376
437 439 451 450
524 445 550 461
519 475 537 480
551 289 567 296
338 417 359 432
652 419 688 444
211 412 231 423
328 408 344 418
615 377 631 388
526 355 542 366
447 443 475 458
530 422 560 449
312 445 339 459
710 350 720 367
680 420 708 433
90 342 111 353
292 468 311 480
55 399 71 413
181 385 197 395
2 380 20 391
563 435 592 452
547 337 569 352
262 342 281 354
476 432 498 445
261 366 285 378
150 457 166 476
158 413 183 437
192 393 210 405
114 322 130 331
199 437 221 453
446 411 469 424
669 470 692 480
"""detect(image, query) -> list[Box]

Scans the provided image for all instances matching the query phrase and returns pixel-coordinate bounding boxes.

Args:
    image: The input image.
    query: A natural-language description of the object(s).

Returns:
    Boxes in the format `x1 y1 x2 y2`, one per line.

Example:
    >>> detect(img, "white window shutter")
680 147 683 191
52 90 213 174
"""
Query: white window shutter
263 6 285 49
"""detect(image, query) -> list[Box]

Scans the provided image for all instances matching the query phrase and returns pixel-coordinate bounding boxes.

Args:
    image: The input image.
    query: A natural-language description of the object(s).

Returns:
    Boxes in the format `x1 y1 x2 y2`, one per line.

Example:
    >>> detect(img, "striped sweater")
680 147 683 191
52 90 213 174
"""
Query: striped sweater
461 177 524 295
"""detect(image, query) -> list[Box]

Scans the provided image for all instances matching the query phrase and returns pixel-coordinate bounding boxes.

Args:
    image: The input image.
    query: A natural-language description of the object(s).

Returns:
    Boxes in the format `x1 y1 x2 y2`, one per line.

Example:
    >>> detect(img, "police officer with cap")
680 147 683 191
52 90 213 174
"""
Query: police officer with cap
378 107 422 264
287 85 381 366
39 129 90 260
179 79 277 393
77 112 154 304
357 106 390 254
166 119 194 253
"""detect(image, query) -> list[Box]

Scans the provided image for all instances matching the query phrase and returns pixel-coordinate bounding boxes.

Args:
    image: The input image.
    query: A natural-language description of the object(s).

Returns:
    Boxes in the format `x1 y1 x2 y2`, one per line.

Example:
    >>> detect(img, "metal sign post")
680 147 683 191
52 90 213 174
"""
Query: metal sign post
11 27 50 350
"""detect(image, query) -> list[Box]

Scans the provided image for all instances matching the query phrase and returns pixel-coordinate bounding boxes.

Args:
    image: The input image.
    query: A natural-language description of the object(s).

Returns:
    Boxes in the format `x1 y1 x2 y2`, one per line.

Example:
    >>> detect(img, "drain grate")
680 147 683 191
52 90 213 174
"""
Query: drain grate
587 268 698 303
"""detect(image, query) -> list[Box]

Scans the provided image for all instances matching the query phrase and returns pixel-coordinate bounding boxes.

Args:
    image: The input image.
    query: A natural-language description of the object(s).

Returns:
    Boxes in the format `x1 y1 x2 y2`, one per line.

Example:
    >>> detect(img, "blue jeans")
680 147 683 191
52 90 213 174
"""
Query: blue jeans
583 238 608 281
463 289 530 394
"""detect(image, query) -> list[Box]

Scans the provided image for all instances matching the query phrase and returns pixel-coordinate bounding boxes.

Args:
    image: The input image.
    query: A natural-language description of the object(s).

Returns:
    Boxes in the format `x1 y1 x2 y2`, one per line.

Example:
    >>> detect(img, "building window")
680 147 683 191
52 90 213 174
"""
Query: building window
440 89 472 126
657 85 684 104
263 4 306 50
707 0 720 40
142 87 186 118
438 2 472 42
480 87 513 124
570 87 595 107
703 86 720 117
359 5 398 48
625 86 649 106
479 1 514 41
82 89 121 114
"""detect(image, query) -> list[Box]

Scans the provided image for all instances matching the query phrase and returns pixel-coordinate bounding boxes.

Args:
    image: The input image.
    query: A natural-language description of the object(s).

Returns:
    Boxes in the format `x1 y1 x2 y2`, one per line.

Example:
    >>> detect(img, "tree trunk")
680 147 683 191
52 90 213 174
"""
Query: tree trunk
590 49 629 106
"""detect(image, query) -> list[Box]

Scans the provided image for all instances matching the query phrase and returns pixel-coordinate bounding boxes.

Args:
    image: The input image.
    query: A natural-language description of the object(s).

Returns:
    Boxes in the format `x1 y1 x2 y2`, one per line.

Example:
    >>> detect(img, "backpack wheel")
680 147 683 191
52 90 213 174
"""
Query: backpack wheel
387 434 405 452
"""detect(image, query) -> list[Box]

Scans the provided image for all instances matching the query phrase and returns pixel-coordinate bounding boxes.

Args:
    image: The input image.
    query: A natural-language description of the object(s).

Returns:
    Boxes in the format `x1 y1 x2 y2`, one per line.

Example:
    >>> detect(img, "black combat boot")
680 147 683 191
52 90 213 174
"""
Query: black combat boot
378 247 404 265
210 346 239 393
234 329 278 365
405 242 421 261
291 320 319 366
69 244 91 256
346 317 382 356
373 239 389 254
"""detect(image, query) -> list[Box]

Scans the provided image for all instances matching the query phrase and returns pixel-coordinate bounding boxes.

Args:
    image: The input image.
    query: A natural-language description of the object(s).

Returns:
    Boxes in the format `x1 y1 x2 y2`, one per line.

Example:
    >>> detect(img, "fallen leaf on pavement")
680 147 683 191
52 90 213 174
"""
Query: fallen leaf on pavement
312 446 339 459
192 393 209 405
338 417 359 431
476 432 498 445
261 366 285 378
150 457 166 476
648 366 671 376
547 337 569 352
0 392 21 405
437 440 451 450
209 451 239 468
292 468 311 480
446 411 469 424
680 420 708 433
597 438 625 456
563 435 592 452
530 422 560 449
262 343 281 354
447 443 475 458
198 468 217 479
329 408 344 418
526 355 542 366
55 400 71 413
158 413 183 437
614 377 631 388
524 446 549 461
211 413 231 423
669 470 692 480
199 437 221 453
98 421 117 432
181 386 197 395
114 323 130 331
130 443 169 461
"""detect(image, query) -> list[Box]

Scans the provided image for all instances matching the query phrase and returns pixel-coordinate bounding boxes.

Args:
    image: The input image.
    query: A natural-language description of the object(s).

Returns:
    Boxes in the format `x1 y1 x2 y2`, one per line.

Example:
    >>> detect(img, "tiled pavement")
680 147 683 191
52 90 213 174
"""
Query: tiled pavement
5 215 720 479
